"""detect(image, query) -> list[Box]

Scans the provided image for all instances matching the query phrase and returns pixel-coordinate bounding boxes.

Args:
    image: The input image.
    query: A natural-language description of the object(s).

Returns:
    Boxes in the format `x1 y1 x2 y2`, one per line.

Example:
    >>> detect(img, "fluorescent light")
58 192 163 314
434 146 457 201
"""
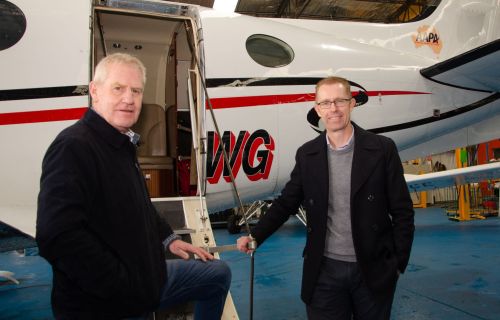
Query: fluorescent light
213 0 237 12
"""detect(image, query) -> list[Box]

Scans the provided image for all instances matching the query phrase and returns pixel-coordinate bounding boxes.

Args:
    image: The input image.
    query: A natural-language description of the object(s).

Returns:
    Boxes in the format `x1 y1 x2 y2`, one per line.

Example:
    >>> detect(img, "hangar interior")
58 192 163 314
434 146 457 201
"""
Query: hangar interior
177 0 440 23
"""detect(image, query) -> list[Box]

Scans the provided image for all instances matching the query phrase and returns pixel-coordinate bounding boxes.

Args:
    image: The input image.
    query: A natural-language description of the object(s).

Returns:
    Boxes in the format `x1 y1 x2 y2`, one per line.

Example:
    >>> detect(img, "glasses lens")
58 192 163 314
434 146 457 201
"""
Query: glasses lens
317 98 350 109
317 101 329 108
334 99 346 107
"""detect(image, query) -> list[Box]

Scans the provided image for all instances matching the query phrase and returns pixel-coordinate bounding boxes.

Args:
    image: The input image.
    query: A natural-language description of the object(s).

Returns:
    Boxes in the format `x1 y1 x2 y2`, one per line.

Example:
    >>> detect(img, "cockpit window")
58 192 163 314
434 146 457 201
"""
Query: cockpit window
0 1 27 51
246 34 294 68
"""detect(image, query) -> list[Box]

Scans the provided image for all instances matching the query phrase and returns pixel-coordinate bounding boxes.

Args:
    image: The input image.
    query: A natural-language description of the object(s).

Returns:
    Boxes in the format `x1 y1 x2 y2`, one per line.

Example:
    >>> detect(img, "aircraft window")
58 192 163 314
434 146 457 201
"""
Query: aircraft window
246 34 294 68
0 1 26 51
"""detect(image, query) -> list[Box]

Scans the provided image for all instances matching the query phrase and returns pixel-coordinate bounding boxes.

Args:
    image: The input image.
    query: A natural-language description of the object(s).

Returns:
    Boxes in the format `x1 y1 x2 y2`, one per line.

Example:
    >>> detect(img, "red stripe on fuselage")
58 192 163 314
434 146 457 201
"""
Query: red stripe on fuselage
0 107 87 125
207 90 430 109
209 93 316 109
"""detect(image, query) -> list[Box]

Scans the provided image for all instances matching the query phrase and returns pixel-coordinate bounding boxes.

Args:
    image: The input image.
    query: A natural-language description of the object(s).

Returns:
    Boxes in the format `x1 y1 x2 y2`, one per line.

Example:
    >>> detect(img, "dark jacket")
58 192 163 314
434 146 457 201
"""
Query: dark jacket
252 122 415 303
36 109 173 319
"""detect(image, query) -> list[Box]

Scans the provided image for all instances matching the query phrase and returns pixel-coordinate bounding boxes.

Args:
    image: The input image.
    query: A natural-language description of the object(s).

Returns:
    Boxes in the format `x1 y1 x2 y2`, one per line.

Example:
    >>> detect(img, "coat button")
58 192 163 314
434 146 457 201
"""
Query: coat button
367 194 375 201
372 224 379 231
309 199 314 206
307 227 312 233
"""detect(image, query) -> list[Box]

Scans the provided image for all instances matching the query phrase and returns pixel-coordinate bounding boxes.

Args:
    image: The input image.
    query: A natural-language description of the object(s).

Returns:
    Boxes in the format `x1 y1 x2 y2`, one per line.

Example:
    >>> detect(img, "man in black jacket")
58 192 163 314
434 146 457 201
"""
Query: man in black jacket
37 53 231 319
238 77 414 319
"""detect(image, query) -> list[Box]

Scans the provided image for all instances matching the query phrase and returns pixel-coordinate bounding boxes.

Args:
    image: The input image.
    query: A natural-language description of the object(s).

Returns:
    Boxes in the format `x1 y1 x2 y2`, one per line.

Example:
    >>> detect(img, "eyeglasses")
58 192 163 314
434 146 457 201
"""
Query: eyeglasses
316 98 351 109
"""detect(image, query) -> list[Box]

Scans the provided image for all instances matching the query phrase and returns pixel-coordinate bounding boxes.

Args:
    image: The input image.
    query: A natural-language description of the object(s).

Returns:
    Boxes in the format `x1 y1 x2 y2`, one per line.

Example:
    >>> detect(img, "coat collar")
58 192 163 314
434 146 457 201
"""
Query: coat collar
301 131 329 207
82 108 130 149
351 122 384 196
303 121 377 155
303 130 327 155
302 122 384 197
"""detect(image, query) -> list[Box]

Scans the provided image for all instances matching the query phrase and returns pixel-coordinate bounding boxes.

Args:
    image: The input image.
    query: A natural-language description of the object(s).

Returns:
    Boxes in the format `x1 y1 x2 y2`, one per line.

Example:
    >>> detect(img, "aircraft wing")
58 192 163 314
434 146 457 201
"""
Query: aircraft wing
420 39 500 92
0 206 36 238
405 161 500 192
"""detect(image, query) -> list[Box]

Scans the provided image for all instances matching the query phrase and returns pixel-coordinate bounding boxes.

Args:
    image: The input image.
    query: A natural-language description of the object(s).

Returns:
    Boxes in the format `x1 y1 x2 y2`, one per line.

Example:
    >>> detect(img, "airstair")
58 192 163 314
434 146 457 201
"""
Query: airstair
152 197 239 320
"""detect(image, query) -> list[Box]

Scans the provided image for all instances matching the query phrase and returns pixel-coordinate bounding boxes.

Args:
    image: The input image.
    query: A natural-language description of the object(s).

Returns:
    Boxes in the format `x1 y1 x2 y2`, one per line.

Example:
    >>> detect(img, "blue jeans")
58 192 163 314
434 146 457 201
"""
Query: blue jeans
157 258 231 320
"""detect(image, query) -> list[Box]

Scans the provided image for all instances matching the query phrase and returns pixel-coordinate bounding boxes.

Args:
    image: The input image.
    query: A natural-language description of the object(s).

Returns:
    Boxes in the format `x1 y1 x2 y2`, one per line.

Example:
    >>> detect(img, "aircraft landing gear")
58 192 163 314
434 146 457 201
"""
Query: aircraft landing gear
226 200 270 234
227 212 242 234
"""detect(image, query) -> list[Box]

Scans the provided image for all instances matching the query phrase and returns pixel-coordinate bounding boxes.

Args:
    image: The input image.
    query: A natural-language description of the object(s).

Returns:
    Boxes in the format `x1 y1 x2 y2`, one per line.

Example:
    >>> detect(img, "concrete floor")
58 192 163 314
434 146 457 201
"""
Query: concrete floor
215 207 500 320
1 207 499 319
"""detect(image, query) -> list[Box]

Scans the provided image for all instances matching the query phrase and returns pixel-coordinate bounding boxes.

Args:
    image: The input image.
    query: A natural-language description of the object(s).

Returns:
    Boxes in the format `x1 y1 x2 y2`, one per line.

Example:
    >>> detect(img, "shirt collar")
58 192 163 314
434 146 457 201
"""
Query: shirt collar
89 108 140 145
326 124 354 151
124 129 140 146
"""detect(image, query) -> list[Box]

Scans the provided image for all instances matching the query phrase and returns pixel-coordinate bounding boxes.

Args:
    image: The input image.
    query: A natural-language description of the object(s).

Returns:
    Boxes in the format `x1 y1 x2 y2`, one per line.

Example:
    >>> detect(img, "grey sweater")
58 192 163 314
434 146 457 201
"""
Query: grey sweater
324 136 356 262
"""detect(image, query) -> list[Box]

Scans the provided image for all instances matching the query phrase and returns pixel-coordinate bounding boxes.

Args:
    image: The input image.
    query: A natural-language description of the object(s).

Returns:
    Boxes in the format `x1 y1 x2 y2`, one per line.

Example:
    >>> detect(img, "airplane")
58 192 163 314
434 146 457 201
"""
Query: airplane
1 0 500 316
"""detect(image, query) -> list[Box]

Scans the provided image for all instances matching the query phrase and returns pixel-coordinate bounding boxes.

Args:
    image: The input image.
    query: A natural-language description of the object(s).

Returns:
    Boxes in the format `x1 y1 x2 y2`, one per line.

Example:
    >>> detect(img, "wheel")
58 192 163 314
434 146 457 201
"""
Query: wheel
227 213 242 234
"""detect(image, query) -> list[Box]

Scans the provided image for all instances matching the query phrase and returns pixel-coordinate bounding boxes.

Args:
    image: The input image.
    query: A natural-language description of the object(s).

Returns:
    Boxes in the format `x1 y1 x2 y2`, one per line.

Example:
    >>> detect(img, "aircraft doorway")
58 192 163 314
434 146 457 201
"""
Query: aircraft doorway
92 6 202 198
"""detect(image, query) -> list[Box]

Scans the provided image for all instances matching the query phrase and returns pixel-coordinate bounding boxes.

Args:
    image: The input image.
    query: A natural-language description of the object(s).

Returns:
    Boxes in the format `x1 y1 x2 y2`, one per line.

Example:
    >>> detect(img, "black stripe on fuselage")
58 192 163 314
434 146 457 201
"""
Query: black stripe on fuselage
205 77 369 99
0 85 88 101
368 92 500 134
421 39 500 78
420 39 500 93
206 77 322 88
206 77 368 92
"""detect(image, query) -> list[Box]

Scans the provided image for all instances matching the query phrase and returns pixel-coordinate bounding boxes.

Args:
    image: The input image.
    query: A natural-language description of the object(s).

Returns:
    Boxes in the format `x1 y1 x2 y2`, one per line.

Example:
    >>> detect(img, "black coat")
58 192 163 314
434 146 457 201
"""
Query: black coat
36 109 173 318
252 122 415 303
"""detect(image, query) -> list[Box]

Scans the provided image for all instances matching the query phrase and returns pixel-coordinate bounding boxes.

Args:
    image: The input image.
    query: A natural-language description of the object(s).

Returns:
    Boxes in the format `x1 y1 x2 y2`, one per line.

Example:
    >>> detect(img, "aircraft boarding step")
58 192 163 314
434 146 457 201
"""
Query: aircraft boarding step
151 196 239 320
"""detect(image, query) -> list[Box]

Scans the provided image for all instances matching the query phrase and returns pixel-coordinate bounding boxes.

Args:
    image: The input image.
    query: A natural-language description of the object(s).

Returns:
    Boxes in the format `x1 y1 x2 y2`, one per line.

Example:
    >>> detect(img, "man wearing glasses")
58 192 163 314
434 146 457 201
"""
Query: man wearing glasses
238 76 414 319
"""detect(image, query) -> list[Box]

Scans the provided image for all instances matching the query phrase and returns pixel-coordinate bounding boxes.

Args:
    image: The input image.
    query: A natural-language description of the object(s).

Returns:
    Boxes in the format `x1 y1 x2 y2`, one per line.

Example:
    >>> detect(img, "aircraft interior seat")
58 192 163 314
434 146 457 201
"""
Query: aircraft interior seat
165 104 178 159
134 103 167 156
132 103 172 167
132 103 175 197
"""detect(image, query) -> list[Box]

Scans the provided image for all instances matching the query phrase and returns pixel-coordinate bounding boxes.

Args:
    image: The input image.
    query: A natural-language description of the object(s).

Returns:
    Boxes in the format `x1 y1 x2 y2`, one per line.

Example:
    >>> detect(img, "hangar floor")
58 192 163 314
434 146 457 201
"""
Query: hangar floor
1 207 499 319
217 207 500 320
